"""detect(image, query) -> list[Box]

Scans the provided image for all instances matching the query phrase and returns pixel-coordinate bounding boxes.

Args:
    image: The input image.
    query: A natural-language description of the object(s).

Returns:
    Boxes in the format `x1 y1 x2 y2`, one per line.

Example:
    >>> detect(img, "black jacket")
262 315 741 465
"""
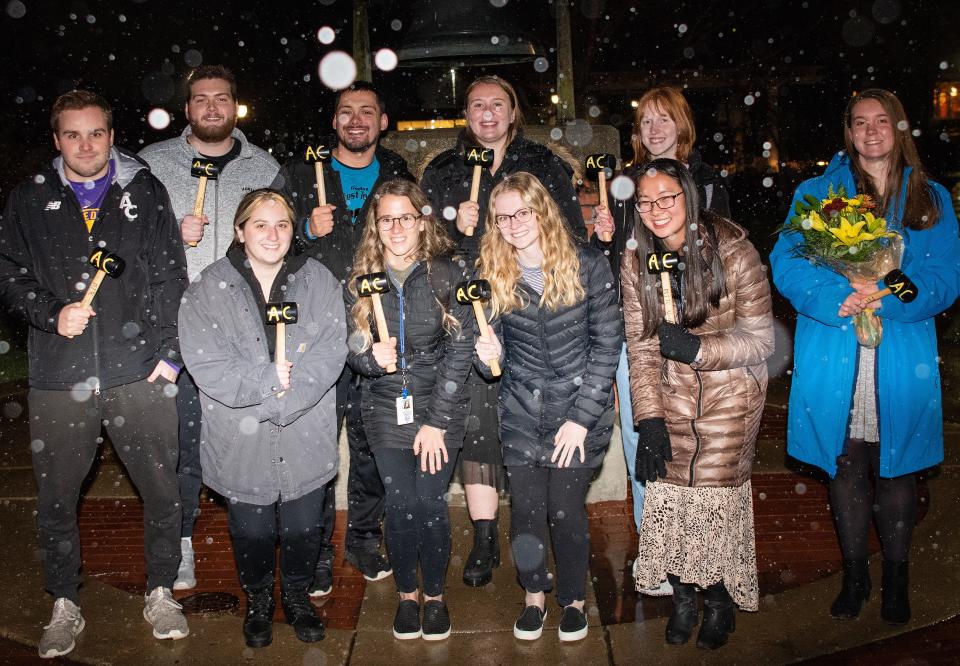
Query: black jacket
593 147 731 298
478 244 622 468
275 142 414 284
345 255 474 450
0 147 187 390
420 132 587 262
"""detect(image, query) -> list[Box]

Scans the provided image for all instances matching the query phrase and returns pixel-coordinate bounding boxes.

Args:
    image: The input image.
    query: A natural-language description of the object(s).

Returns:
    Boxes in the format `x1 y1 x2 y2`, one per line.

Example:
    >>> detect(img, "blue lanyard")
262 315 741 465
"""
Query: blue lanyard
397 284 409 397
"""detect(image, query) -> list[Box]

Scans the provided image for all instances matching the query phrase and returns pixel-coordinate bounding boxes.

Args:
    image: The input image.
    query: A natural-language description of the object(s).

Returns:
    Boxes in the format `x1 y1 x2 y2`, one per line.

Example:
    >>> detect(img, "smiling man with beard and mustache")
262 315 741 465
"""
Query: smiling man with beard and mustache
276 81 414 596
139 65 280 593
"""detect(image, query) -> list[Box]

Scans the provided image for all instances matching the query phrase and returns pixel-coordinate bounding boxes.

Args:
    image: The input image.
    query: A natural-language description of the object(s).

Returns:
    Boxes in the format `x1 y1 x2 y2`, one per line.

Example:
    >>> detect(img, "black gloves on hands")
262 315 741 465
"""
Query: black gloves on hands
635 417 672 483
658 321 701 365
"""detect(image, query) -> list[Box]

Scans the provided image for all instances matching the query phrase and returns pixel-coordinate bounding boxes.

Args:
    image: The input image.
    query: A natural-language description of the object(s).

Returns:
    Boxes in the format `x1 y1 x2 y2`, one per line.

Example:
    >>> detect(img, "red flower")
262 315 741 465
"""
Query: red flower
822 198 847 215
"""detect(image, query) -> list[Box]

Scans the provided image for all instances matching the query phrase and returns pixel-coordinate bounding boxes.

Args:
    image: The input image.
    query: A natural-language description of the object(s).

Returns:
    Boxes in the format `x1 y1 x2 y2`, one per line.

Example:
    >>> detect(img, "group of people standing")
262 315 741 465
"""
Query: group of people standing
0 61 955 661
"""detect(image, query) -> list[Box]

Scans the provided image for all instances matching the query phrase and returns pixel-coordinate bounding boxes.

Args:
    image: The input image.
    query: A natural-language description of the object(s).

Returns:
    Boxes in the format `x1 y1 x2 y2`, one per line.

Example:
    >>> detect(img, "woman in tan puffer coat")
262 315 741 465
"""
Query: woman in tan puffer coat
621 159 774 650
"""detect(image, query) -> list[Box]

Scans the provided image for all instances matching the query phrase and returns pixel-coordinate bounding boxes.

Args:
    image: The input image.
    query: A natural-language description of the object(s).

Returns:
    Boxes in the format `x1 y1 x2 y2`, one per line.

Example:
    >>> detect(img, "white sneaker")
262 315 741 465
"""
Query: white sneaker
173 538 196 590
38 598 85 659
144 587 189 640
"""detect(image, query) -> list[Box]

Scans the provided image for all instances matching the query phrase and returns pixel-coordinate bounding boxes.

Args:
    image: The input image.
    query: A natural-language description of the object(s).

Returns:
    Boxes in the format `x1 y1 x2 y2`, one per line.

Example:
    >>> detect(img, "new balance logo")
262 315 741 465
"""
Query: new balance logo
45 201 61 210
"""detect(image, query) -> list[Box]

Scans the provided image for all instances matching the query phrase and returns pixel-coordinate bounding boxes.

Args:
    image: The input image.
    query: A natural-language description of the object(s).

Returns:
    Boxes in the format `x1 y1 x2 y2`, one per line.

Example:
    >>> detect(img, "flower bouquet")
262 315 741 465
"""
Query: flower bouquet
783 186 902 347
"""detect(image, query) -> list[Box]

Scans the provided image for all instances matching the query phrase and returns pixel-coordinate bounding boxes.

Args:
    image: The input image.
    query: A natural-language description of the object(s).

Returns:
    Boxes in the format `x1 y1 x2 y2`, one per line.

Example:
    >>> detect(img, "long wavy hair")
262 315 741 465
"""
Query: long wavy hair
463 75 524 148
843 89 940 230
632 159 726 337
477 172 585 318
347 179 457 351
630 86 696 165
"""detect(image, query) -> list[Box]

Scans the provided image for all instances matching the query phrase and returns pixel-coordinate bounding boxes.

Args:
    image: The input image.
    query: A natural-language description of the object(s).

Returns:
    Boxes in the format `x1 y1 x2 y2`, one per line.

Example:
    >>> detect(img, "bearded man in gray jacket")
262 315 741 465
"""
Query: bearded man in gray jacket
139 64 280 590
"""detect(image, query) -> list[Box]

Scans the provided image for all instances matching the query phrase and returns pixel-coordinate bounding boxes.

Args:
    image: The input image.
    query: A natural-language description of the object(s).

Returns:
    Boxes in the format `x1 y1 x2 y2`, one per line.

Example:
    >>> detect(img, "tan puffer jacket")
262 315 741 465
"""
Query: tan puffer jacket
621 216 774 488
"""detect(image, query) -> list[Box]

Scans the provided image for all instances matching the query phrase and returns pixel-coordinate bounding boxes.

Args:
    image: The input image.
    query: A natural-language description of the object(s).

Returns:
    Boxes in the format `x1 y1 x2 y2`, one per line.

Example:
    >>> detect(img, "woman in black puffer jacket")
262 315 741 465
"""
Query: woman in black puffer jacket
474 172 622 643
345 180 473 641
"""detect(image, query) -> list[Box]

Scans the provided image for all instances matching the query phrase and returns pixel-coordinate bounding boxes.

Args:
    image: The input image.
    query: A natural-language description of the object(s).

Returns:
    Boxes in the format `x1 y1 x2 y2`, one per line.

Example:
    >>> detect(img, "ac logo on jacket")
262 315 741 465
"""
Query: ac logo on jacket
119 192 138 221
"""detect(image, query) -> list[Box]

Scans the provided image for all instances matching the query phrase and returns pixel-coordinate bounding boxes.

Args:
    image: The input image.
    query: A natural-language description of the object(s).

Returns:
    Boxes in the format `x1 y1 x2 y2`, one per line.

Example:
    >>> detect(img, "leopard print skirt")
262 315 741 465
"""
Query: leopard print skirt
633 480 759 611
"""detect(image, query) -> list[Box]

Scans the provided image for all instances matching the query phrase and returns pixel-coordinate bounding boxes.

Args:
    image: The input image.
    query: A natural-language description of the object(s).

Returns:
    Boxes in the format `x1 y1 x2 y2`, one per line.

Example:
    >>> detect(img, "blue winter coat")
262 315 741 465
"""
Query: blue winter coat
770 152 959 478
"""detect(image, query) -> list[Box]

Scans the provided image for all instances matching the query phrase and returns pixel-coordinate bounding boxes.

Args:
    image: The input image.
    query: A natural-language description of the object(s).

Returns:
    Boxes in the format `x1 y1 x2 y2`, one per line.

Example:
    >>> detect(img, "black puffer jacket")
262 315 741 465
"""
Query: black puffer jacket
479 245 622 468
0 147 187 390
592 148 731 295
275 142 414 284
345 255 474 450
420 132 586 262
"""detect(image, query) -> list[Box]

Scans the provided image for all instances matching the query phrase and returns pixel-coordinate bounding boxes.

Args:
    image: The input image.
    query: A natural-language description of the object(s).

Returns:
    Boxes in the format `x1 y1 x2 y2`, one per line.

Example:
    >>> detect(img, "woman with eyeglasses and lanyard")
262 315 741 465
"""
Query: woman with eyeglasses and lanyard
345 179 473 641
474 172 621 642
621 159 772 650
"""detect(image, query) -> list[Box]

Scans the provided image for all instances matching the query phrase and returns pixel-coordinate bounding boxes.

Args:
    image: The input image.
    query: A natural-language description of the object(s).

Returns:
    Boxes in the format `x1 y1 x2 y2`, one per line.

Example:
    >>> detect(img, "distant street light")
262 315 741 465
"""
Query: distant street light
237 104 249 119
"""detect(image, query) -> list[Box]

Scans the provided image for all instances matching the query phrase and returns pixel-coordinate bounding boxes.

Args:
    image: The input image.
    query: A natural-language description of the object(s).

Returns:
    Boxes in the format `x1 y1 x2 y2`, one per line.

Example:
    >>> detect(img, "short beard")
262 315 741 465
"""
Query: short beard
338 136 376 154
191 117 235 143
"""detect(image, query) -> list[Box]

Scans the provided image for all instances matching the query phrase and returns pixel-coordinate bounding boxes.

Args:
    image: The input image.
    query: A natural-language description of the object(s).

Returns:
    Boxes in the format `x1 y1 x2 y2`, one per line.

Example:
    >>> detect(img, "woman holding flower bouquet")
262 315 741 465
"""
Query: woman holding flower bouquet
623 159 773 650
770 89 960 626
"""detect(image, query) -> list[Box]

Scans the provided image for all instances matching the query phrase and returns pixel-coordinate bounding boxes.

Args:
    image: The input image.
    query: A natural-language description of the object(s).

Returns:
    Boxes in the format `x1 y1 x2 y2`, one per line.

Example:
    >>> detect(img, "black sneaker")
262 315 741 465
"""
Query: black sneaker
345 549 392 582
558 606 588 642
308 554 334 598
513 605 546 640
393 599 421 640
422 600 451 641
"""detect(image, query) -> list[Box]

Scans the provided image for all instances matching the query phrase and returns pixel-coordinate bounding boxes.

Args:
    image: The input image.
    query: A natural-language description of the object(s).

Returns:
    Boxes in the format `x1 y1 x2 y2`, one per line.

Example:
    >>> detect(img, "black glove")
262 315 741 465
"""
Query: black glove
635 417 672 482
658 321 701 364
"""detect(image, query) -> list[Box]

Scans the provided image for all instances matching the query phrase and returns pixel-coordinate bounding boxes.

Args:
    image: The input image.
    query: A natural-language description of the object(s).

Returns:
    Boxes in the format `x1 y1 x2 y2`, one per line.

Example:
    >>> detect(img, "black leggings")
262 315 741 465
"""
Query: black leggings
227 486 326 593
829 439 917 563
373 447 460 596
507 465 594 607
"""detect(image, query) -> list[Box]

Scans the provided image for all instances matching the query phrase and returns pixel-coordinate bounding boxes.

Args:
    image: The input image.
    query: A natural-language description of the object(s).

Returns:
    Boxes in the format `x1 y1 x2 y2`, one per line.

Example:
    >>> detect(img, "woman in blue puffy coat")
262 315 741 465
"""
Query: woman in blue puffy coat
770 89 959 626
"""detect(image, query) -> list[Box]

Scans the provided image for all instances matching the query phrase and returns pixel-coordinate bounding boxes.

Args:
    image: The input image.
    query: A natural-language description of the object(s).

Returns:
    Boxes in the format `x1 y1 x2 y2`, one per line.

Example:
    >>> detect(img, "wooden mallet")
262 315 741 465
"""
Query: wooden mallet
646 251 679 324
81 248 125 308
189 159 219 247
304 144 332 206
456 279 501 377
356 273 396 374
863 269 918 305
464 146 494 237
586 153 616 243
265 302 299 367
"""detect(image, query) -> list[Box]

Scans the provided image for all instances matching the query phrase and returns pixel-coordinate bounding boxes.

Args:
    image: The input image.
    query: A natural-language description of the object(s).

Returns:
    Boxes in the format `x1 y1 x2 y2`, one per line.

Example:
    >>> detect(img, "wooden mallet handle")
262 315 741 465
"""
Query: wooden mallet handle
464 147 494 237
597 171 611 243
660 273 677 324
314 162 327 207
586 153 615 243
471 301 501 377
189 160 218 248
80 271 107 308
863 270 917 305
646 252 678 324
370 293 397 374
276 322 286 366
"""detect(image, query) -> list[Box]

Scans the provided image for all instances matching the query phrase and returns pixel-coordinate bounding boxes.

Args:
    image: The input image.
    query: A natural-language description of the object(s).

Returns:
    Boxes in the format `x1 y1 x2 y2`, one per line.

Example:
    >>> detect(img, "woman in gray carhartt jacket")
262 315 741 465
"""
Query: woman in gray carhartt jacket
179 190 345 648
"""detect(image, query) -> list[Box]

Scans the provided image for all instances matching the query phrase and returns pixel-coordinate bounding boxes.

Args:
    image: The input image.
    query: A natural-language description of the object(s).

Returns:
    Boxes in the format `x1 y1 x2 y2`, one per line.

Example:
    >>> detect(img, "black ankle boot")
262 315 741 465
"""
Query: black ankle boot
463 518 500 587
281 588 325 642
880 560 910 625
243 588 275 648
665 575 698 645
696 581 735 650
830 558 871 619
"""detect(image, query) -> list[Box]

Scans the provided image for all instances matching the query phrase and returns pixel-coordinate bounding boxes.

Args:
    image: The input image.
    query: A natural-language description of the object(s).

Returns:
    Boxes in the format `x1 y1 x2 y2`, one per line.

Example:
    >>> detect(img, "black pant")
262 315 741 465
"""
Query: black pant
507 465 594 607
318 366 385 558
830 438 917 562
29 379 181 603
373 447 460 596
227 486 326 593
175 370 202 537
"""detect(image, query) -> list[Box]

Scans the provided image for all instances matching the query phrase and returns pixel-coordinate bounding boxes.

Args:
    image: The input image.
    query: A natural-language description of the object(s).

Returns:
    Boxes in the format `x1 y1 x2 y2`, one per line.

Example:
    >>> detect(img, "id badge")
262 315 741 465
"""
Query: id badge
396 395 414 425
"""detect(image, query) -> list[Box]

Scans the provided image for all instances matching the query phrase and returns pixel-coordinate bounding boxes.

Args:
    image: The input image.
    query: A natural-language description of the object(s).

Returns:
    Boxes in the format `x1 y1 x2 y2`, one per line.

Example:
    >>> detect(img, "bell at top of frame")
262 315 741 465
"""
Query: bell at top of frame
397 0 545 68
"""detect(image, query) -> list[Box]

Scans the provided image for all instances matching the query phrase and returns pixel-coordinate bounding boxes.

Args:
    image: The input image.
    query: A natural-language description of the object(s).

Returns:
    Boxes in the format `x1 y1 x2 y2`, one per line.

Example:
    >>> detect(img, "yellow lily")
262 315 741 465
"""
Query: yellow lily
827 218 866 246
808 210 826 231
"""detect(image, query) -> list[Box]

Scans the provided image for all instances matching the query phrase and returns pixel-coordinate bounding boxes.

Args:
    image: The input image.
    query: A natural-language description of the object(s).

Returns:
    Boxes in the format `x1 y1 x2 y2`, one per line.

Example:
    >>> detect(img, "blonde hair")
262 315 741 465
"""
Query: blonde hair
477 172 585 318
630 86 696 165
347 180 458 351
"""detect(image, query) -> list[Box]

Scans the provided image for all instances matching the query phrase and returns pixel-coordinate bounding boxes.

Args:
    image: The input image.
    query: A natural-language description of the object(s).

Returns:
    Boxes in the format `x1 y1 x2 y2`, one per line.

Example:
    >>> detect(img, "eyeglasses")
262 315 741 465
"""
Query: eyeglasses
376 213 421 230
634 192 684 214
494 207 534 228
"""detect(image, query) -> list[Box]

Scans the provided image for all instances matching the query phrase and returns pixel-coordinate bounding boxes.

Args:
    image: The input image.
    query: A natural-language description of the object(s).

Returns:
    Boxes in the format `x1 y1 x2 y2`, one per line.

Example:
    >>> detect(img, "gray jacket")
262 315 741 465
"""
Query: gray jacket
139 127 280 280
178 256 346 505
